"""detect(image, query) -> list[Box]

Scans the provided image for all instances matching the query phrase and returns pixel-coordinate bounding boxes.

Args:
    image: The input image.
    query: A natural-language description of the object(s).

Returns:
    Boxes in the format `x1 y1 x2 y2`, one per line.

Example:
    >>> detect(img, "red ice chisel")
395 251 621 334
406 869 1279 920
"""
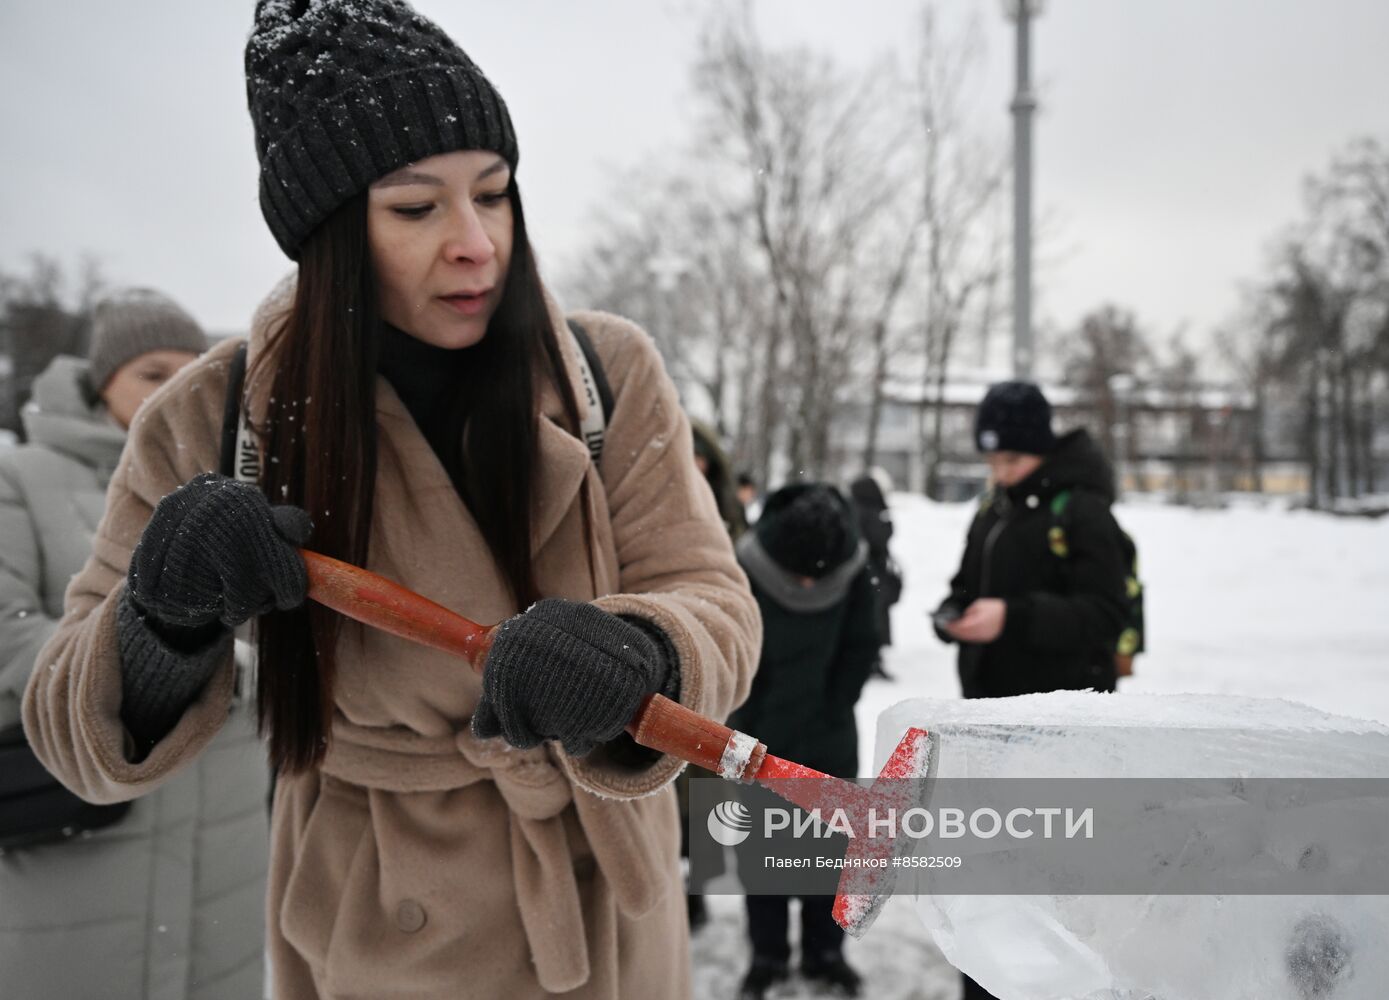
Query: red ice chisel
300 549 936 937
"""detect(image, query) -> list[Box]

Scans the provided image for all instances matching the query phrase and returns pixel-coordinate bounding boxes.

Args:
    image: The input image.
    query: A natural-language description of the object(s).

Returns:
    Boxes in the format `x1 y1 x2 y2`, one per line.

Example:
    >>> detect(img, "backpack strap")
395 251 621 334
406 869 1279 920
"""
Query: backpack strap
219 341 249 479
219 341 262 485
566 318 612 464
216 340 260 706
1049 486 1144 666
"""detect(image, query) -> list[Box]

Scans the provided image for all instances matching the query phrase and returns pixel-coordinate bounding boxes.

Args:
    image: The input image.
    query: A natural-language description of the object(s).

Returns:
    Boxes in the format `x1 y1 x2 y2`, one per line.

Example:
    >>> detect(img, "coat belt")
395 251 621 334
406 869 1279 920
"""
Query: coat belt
319 718 667 993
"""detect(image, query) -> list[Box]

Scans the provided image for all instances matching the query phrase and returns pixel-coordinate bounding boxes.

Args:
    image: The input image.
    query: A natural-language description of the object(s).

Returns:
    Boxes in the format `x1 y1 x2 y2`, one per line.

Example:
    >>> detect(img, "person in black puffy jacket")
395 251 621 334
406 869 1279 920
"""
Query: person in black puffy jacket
933 381 1127 700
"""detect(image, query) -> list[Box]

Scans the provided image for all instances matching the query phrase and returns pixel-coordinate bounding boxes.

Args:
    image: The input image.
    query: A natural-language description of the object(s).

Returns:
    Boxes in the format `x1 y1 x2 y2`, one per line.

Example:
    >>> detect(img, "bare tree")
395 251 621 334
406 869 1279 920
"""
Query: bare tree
1252 138 1389 506
0 253 106 437
563 168 768 440
563 3 1008 492
1262 249 1354 507
860 221 926 472
907 5 1007 499
1059 304 1154 464
1312 138 1389 498
694 6 909 483
1153 333 1206 501
1216 309 1277 496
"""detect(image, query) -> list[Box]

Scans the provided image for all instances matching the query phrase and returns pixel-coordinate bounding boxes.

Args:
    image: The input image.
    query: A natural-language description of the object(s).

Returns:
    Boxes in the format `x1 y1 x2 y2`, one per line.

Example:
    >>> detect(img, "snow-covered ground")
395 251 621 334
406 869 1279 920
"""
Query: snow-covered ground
691 496 1389 999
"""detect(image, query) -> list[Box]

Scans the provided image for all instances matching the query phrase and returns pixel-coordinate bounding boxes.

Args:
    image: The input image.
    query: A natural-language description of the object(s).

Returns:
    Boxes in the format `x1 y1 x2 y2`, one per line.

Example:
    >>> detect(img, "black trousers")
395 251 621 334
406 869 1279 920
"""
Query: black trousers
744 894 843 964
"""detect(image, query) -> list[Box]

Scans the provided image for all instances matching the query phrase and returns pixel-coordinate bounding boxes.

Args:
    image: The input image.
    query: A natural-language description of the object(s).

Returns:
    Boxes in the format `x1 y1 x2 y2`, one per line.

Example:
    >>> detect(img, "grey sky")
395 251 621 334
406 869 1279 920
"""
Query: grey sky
2 1 1387 356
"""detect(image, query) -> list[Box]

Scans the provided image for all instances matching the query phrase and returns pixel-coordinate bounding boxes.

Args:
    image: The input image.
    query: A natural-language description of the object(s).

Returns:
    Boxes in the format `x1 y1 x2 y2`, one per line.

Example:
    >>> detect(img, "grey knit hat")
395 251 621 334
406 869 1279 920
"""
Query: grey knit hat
245 0 519 259
87 289 207 391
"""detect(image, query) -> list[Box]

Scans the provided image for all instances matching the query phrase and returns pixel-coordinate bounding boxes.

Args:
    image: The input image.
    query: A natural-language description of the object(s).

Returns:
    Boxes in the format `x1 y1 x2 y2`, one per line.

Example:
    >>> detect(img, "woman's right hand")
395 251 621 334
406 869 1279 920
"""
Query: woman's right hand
931 601 964 644
127 472 312 630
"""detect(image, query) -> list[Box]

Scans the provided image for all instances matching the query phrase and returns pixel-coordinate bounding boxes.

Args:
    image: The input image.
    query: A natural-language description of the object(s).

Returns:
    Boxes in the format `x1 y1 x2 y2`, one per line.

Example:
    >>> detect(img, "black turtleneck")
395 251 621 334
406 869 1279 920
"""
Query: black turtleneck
377 324 471 497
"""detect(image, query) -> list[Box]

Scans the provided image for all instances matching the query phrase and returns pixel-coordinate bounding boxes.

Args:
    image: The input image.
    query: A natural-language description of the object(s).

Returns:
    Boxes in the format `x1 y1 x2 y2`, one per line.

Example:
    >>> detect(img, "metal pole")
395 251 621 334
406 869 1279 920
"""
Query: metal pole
1010 5 1036 379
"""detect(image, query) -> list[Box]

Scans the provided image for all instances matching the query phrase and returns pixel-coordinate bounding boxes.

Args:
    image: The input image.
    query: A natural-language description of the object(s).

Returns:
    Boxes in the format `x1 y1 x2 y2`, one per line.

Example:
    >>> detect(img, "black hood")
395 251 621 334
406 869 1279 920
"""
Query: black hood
1010 428 1116 504
848 474 887 511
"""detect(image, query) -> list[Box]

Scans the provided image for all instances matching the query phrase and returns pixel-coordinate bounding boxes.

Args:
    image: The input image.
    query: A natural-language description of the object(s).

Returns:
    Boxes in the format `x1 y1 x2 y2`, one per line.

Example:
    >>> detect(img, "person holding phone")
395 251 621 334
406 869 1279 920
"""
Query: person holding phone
932 381 1126 701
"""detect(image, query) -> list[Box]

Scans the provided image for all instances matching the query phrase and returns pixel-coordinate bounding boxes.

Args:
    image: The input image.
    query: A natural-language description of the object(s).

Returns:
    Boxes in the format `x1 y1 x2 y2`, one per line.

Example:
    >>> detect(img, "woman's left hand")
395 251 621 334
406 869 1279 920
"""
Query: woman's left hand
471 599 675 756
946 598 1007 644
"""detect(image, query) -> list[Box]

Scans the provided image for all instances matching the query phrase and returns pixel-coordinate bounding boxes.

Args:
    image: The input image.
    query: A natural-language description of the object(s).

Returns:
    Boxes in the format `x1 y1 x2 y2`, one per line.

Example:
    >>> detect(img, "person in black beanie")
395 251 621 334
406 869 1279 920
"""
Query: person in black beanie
729 483 880 999
21 3 760 997
932 382 1127 998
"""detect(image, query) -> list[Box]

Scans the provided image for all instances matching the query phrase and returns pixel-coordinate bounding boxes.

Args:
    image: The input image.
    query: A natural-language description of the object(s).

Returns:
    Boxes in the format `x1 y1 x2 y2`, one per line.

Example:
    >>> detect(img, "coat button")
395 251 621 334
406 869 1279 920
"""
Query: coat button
396 900 427 933
1026 495 1039 508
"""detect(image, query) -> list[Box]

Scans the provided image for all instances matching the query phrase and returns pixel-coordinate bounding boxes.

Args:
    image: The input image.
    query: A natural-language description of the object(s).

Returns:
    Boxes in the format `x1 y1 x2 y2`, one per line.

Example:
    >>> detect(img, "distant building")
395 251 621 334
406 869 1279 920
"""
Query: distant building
831 372 1318 500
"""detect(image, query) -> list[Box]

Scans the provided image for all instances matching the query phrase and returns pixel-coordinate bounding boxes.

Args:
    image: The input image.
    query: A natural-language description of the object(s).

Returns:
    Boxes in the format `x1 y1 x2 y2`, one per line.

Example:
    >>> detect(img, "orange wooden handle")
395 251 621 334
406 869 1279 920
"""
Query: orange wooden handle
630 692 768 779
299 550 765 777
302 550 497 665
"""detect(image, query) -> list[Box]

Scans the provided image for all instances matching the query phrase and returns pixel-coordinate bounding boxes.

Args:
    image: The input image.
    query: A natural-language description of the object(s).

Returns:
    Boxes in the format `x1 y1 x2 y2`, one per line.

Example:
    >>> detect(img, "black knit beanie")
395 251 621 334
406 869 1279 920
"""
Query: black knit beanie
245 0 519 259
975 380 1057 455
755 483 858 579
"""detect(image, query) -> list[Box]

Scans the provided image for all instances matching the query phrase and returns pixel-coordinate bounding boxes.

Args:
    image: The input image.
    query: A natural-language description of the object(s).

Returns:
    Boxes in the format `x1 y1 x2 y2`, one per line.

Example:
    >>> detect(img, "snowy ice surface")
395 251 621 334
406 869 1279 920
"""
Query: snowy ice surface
874 693 1389 1000
874 690 1389 780
693 497 1389 1000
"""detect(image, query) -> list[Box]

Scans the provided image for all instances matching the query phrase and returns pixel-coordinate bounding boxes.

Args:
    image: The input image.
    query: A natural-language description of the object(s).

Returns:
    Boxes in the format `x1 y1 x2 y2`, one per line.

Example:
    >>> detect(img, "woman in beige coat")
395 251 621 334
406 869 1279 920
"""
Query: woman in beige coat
23 3 758 997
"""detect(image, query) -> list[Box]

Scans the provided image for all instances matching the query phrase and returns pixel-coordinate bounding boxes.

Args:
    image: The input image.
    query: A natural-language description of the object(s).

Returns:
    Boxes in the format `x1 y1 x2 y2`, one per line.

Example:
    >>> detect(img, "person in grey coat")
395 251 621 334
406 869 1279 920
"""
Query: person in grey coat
0 289 270 999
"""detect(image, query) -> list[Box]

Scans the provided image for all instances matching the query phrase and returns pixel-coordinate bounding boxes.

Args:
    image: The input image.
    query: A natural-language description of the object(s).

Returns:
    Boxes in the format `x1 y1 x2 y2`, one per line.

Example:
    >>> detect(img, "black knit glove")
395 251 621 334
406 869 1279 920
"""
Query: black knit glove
471 599 679 757
128 472 312 630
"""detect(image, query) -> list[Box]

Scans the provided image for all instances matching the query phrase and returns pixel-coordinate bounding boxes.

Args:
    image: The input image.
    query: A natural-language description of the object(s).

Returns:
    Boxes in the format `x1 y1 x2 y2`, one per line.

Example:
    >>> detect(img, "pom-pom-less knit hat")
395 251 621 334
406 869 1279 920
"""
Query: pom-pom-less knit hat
974 380 1057 455
245 0 519 258
87 289 208 392
755 483 859 580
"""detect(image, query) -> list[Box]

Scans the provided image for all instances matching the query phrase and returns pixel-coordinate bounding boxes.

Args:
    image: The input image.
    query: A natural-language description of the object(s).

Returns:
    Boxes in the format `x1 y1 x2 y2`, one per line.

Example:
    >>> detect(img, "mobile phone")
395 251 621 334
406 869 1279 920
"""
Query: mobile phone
932 607 962 630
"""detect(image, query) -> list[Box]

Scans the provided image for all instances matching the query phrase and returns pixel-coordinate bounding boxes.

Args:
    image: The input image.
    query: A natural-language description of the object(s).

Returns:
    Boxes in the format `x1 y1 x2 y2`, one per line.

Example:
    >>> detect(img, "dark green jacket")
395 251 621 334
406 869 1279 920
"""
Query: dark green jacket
935 429 1126 699
729 535 880 779
691 420 748 541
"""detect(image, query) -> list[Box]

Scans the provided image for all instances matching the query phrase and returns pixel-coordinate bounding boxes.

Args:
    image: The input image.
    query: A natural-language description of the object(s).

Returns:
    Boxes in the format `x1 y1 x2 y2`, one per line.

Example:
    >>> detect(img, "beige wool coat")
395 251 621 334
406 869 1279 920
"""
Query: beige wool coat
23 297 760 999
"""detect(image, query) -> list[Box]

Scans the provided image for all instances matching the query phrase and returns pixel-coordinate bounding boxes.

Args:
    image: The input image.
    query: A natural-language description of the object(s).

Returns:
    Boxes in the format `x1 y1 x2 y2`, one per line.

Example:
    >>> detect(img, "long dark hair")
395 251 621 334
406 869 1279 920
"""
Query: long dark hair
251 180 589 774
